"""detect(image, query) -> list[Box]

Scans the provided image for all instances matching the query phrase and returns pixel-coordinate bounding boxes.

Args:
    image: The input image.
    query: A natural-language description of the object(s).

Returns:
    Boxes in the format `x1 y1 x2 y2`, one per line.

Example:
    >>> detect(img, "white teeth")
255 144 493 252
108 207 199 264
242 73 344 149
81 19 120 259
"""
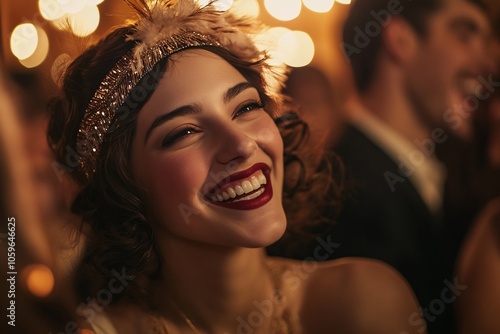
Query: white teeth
235 185 244 196
227 187 237 198
242 180 253 193
251 176 260 189
236 187 264 202
208 171 268 203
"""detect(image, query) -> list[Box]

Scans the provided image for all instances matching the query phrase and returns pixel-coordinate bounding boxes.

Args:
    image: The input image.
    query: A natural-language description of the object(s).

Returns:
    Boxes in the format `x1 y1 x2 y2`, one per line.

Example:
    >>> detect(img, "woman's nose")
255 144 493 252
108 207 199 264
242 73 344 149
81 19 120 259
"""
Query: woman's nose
214 124 257 165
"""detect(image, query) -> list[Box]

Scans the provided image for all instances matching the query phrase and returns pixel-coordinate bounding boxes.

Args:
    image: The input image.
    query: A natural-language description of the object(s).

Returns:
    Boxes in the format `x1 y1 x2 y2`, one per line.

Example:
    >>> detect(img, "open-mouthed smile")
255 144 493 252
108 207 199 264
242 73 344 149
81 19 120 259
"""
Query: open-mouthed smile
204 163 273 210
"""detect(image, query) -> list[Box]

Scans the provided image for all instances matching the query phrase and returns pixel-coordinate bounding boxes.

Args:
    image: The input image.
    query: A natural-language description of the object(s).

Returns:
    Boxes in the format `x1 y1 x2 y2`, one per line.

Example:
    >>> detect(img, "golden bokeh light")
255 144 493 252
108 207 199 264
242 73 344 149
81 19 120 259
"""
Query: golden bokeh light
69 4 100 37
10 23 38 60
11 24 50 68
264 0 301 21
51 53 72 86
231 0 259 17
302 0 335 13
278 30 315 67
196 0 232 11
51 4 100 37
80 329 96 334
59 0 87 14
22 264 55 298
38 0 65 20
19 26 49 68
213 0 233 11
253 26 291 62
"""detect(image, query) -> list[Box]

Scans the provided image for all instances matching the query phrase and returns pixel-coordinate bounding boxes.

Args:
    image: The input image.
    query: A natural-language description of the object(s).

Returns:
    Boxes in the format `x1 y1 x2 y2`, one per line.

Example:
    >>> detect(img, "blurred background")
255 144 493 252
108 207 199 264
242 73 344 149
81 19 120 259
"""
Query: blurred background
0 0 357 108
1 0 500 333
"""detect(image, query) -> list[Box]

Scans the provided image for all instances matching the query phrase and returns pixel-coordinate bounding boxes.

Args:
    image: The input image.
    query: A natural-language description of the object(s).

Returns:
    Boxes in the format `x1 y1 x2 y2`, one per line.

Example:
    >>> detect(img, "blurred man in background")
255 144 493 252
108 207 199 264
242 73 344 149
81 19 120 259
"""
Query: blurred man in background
270 0 495 333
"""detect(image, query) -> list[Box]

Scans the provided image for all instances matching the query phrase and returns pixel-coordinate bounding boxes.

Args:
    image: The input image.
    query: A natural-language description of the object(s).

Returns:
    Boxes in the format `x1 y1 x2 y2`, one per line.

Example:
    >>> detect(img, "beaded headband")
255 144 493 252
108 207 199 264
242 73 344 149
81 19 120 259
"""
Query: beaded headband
75 0 286 179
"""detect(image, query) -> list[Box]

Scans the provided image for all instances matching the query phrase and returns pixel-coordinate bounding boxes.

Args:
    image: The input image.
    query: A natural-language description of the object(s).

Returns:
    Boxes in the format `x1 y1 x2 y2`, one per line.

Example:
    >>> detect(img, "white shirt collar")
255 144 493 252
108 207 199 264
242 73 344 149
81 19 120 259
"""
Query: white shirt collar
349 106 447 214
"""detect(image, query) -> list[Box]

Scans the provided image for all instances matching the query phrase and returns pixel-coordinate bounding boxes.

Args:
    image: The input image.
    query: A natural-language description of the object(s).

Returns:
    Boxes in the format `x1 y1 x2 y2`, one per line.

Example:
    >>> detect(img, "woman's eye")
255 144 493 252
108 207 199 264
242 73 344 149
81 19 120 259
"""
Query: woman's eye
161 126 200 148
234 101 264 119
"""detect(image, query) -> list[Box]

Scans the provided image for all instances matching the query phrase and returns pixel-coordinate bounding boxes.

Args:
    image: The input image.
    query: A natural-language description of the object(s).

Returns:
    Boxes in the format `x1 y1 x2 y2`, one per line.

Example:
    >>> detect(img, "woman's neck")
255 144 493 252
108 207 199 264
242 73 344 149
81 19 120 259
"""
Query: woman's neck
150 237 276 333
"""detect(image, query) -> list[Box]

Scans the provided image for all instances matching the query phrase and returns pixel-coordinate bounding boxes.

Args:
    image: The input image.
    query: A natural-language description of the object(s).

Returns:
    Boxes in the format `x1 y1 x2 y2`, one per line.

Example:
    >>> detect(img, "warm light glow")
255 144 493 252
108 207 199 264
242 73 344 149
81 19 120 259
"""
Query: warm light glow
213 0 233 11
195 0 210 6
69 5 100 36
50 15 69 31
52 5 100 36
22 264 54 298
39 0 65 20
335 0 351 4
19 26 49 68
253 26 290 57
86 0 105 5
278 30 315 67
10 24 37 61
58 0 87 14
231 0 259 17
51 53 72 86
196 0 232 11
264 0 301 21
10 24 39 60
302 0 335 13
80 330 96 334
10 23 38 60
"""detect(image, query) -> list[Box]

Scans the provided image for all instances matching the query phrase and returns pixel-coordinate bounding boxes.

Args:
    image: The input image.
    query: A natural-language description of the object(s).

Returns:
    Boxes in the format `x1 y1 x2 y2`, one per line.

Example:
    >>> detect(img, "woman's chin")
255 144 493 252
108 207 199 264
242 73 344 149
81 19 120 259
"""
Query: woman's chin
241 215 287 248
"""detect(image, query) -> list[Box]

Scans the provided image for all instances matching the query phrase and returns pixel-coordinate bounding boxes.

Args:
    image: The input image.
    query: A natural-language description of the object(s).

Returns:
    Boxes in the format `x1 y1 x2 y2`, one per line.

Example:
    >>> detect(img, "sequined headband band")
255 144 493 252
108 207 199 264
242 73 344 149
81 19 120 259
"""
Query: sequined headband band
73 0 286 180
76 31 221 178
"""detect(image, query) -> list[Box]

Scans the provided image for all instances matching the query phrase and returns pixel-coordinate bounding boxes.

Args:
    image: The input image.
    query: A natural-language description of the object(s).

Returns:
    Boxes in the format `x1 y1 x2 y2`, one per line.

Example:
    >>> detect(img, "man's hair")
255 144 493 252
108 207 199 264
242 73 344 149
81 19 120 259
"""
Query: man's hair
342 0 486 92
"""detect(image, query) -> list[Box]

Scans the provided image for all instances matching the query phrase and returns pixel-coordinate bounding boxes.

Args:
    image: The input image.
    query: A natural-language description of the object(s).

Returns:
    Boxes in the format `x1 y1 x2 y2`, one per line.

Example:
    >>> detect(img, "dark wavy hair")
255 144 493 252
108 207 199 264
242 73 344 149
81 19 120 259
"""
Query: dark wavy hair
48 24 339 299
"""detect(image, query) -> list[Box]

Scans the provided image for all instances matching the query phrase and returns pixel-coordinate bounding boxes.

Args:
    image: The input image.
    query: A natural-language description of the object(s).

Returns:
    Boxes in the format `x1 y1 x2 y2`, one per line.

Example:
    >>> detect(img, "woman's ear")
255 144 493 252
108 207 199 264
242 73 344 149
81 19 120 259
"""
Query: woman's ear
382 16 418 64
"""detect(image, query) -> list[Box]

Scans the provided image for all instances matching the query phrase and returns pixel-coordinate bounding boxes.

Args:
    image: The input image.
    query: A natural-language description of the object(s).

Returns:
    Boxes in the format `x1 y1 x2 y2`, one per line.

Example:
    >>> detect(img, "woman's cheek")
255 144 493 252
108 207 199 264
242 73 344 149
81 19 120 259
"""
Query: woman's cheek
252 115 283 154
148 153 207 211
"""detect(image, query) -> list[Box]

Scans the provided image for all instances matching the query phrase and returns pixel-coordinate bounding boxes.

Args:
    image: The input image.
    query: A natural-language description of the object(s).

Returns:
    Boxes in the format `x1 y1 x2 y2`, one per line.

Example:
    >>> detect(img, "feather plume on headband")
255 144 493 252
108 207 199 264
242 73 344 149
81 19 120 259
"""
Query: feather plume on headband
76 0 286 179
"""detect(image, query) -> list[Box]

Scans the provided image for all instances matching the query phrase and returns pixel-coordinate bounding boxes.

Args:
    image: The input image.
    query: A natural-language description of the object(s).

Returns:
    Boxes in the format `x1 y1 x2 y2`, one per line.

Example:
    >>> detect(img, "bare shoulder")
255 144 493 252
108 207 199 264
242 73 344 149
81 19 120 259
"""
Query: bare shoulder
457 197 500 280
268 257 424 334
456 198 500 333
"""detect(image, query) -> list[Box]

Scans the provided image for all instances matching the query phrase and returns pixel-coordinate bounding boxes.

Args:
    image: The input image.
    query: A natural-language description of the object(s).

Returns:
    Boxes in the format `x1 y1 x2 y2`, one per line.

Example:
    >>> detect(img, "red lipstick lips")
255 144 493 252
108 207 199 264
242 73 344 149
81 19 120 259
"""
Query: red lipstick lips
205 163 273 210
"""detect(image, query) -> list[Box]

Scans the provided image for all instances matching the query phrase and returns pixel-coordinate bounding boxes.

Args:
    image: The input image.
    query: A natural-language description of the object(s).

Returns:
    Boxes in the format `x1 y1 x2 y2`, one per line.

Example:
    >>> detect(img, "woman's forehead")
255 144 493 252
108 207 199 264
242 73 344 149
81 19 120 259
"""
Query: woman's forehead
153 49 246 100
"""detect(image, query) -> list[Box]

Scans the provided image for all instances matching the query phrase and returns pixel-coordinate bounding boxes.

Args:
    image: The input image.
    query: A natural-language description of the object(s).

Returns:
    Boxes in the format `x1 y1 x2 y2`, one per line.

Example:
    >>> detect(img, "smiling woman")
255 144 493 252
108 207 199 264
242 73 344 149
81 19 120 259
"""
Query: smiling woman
131 49 286 248
47 0 424 333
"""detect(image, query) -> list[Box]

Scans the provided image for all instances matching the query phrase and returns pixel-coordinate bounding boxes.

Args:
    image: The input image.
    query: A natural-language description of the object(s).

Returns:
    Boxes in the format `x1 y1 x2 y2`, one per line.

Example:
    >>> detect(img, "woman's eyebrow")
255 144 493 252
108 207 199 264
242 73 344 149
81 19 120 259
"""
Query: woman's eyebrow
144 105 199 144
223 81 255 104
144 81 256 144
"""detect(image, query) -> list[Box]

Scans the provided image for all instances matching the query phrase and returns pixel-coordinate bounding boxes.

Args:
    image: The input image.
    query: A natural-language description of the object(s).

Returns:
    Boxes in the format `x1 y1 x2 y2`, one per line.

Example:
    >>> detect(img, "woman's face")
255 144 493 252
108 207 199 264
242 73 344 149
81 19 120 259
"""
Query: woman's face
131 49 286 248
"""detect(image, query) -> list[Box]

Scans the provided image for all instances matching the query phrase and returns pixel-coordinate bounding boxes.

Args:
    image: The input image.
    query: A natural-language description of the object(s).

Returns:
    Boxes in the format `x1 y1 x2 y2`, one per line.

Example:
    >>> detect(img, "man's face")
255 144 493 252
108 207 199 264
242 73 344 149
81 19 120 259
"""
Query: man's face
404 0 494 137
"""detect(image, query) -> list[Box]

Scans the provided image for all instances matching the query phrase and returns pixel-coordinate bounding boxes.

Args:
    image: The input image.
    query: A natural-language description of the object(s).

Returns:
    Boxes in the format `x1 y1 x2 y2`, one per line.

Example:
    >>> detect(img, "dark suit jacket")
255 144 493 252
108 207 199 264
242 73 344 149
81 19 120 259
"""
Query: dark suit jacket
269 124 456 333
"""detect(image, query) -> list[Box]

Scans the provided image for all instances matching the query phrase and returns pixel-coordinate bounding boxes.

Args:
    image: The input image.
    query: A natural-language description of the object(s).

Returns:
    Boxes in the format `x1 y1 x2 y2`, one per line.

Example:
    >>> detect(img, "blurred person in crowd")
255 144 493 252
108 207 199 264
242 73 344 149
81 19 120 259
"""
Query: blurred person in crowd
485 93 500 168
270 0 494 333
46 0 425 333
282 65 345 154
454 52 500 333
472 72 500 200
0 66 81 333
